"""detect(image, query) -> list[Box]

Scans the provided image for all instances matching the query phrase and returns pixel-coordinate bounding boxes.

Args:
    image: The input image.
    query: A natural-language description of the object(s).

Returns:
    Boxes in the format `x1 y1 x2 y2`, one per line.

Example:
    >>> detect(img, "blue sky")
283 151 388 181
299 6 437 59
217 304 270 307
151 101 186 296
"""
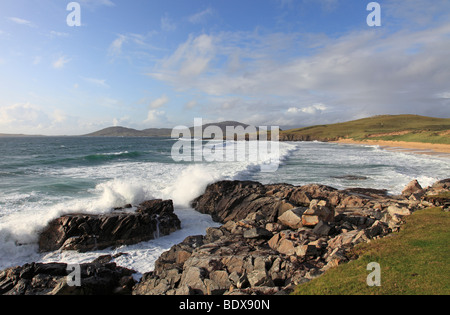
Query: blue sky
1 0 450 135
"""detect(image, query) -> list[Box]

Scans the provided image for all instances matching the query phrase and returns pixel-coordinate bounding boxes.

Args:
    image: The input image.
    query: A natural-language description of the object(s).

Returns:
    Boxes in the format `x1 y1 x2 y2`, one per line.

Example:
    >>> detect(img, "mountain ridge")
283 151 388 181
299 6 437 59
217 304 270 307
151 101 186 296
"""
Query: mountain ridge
83 121 255 137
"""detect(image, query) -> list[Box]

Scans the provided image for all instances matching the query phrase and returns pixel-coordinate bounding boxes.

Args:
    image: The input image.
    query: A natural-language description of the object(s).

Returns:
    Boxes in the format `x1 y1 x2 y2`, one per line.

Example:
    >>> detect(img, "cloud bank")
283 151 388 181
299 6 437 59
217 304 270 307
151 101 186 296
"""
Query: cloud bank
148 5 450 127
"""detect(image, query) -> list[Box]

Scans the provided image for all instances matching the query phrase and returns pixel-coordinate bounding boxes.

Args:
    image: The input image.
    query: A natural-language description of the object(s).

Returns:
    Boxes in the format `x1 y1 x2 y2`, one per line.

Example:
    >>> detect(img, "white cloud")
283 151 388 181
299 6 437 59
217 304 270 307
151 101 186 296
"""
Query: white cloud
188 8 214 24
82 77 110 88
108 34 127 56
51 109 67 123
7 17 34 27
149 17 450 124
52 56 71 69
150 95 169 109
145 110 166 124
185 100 198 109
161 14 177 32
288 104 328 115
50 31 69 37
0 103 48 126
151 34 215 80
107 32 162 61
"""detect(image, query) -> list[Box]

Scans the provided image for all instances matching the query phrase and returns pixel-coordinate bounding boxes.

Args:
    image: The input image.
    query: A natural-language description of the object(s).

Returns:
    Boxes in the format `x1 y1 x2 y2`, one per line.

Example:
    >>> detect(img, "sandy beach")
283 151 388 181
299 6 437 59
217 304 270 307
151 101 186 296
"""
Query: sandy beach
334 139 450 157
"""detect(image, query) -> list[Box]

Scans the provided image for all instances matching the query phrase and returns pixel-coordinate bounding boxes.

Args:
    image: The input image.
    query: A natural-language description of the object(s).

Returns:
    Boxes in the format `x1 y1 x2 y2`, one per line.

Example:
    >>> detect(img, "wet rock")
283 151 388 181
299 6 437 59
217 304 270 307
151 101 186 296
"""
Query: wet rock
0 262 136 295
38 199 181 253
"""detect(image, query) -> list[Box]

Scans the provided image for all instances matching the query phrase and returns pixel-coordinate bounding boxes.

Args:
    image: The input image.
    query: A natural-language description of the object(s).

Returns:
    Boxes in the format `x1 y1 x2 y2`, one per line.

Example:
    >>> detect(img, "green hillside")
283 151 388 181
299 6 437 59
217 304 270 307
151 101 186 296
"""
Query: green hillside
280 115 450 144
293 206 450 295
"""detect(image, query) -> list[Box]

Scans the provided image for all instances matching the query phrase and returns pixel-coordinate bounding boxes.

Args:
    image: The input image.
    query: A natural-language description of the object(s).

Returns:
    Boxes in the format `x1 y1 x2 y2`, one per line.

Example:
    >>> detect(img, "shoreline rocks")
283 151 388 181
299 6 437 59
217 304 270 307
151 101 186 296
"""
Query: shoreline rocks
0 259 136 295
1 178 449 295
133 179 449 295
39 199 181 253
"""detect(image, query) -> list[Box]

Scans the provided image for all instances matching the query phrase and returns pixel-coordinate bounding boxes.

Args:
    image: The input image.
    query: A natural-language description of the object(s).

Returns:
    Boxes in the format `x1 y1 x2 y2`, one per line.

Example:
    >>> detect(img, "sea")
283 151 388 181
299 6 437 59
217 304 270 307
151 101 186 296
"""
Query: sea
0 136 449 277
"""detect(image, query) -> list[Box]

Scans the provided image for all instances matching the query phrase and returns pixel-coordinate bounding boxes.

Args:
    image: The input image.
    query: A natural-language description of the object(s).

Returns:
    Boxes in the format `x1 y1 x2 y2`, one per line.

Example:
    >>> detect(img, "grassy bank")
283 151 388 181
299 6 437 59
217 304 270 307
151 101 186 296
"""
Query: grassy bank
281 115 450 144
293 207 450 295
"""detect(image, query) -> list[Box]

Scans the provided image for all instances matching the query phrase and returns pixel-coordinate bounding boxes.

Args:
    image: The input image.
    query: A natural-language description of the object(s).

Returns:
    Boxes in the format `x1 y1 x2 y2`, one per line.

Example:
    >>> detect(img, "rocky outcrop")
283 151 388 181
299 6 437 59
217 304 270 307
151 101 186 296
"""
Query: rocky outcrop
134 179 449 295
0 257 136 295
133 202 392 295
190 181 294 223
38 199 181 252
190 180 393 225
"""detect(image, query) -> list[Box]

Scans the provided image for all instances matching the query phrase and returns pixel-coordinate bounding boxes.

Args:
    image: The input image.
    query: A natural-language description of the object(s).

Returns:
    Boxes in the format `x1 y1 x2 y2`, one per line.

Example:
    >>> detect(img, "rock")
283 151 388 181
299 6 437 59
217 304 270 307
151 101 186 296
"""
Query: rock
295 245 320 257
301 214 320 227
387 205 411 217
137 199 174 214
38 199 181 253
301 199 335 227
277 239 296 256
179 267 208 295
288 189 312 206
209 270 232 292
402 180 423 197
191 180 293 223
268 233 281 251
0 262 136 295
278 207 307 229
243 227 272 239
247 269 273 288
431 178 450 190
312 221 331 236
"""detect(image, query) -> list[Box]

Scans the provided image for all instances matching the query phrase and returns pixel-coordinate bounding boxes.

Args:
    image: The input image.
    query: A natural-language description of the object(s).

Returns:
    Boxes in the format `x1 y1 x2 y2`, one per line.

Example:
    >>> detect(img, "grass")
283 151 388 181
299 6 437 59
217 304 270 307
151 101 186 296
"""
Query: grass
292 207 450 295
280 115 450 144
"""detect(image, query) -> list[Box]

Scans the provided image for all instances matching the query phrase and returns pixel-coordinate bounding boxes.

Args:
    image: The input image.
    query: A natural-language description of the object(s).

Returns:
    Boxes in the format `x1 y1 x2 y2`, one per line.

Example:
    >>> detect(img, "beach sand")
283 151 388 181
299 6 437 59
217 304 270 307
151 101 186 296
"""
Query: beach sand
333 139 450 158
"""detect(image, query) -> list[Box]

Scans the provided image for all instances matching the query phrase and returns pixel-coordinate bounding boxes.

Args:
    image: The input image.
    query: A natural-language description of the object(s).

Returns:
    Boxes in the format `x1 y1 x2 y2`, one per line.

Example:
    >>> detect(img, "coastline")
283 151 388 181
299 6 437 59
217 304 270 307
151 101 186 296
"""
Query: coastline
3 178 448 295
332 139 450 157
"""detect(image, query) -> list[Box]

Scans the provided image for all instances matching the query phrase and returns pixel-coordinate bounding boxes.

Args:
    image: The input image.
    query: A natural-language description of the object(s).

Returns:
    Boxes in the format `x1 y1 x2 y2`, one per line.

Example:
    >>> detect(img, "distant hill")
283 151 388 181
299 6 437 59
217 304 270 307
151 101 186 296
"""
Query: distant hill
280 115 450 144
83 121 256 138
84 126 173 137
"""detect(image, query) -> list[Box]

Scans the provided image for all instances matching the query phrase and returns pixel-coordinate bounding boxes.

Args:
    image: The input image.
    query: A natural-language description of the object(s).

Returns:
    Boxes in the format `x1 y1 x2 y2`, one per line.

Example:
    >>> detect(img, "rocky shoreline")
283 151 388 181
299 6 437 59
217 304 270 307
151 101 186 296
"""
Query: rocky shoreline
1 178 449 295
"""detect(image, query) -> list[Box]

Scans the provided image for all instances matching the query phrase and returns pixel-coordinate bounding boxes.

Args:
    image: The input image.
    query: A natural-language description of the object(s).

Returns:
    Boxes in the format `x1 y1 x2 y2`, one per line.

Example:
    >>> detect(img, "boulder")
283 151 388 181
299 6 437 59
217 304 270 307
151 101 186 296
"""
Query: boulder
277 239 296 256
312 221 332 236
295 245 320 257
402 180 423 197
277 207 306 229
38 199 181 252
243 227 272 239
191 180 294 223
302 199 334 227
431 178 450 190
387 205 411 217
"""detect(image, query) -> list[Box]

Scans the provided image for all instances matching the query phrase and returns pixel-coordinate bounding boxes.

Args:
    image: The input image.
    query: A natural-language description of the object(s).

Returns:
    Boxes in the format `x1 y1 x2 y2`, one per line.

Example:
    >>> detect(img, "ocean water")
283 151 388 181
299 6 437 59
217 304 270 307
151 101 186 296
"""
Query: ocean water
0 137 449 275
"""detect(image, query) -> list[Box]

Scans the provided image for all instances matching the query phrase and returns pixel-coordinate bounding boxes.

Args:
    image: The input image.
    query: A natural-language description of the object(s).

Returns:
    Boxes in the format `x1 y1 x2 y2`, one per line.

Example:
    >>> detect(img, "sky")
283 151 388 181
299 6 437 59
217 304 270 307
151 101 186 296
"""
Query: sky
0 0 450 135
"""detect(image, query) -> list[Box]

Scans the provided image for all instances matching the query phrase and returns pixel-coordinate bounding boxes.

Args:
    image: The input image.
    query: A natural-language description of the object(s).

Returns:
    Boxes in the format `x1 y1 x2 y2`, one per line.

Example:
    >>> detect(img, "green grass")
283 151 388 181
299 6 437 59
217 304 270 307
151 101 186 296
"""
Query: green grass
281 115 450 144
292 207 450 295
